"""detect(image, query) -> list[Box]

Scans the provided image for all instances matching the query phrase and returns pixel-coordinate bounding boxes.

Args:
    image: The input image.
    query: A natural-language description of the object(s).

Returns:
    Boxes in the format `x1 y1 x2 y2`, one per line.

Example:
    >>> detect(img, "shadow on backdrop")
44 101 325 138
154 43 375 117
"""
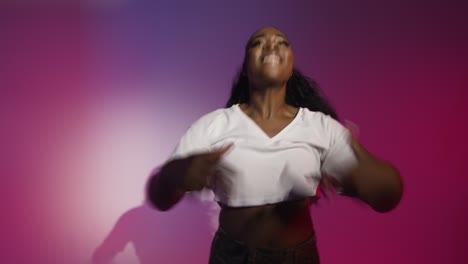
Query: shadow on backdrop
92 171 219 264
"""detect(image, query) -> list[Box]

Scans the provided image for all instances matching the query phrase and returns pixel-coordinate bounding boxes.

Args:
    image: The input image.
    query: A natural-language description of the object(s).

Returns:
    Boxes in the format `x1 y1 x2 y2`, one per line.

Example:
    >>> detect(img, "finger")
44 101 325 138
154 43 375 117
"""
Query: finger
208 144 234 161
344 119 360 138
214 143 233 155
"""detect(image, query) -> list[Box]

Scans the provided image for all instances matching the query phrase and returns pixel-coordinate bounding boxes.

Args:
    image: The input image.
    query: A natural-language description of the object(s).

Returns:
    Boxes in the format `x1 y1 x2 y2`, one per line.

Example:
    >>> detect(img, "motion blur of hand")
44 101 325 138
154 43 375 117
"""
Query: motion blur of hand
177 144 233 192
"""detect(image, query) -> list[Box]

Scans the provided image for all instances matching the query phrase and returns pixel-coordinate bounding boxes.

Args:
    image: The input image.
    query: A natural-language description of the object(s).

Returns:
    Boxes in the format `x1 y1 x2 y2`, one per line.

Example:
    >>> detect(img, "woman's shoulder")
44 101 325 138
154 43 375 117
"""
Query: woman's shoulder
300 108 350 142
190 105 238 130
299 107 335 125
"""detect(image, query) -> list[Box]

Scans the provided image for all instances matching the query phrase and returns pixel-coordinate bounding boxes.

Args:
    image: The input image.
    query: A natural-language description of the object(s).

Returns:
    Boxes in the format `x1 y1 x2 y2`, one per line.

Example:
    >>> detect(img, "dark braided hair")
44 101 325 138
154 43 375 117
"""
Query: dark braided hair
226 68 339 120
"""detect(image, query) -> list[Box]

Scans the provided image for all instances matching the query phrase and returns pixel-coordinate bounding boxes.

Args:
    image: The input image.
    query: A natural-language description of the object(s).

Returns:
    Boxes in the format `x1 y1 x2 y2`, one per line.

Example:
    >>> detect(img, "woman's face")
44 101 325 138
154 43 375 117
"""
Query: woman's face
245 27 294 87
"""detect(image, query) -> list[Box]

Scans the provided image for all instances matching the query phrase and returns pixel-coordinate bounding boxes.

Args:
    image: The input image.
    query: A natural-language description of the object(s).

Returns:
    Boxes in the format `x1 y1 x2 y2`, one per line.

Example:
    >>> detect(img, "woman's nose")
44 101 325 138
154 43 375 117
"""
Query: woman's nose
263 41 276 51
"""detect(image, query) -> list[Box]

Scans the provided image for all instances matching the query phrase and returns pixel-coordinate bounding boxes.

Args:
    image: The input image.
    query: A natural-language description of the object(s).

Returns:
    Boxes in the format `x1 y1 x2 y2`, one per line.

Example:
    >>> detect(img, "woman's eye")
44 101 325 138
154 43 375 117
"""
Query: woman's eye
249 40 263 48
279 40 290 46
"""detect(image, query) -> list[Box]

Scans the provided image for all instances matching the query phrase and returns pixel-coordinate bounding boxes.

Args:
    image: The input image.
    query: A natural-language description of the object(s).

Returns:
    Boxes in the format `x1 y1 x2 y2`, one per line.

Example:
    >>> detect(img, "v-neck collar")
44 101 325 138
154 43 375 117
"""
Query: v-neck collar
234 104 302 140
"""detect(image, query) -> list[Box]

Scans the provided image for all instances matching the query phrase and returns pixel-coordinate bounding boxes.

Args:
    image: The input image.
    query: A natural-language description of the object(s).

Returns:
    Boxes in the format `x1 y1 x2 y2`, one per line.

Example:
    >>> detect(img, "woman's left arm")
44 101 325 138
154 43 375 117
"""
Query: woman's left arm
341 137 403 213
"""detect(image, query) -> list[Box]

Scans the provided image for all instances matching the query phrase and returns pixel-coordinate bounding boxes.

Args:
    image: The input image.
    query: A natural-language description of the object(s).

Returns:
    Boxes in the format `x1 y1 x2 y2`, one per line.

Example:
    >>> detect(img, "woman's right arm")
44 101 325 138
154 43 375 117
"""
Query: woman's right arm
147 145 232 211
147 158 188 211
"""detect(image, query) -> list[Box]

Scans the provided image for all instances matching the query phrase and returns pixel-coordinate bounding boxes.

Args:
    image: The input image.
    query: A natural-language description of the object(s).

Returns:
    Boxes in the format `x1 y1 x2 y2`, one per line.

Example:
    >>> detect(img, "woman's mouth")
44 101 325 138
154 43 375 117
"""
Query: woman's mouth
262 54 280 65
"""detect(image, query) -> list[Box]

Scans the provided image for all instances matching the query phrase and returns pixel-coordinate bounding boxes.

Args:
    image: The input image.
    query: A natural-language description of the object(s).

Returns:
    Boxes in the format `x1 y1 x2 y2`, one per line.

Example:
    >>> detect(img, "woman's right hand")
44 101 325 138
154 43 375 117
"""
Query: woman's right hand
176 144 233 192
149 144 232 211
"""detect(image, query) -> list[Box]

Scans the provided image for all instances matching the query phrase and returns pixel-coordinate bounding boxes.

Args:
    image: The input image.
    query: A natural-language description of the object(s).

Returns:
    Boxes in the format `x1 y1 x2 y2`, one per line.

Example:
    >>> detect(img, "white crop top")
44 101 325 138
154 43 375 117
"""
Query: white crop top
168 104 358 207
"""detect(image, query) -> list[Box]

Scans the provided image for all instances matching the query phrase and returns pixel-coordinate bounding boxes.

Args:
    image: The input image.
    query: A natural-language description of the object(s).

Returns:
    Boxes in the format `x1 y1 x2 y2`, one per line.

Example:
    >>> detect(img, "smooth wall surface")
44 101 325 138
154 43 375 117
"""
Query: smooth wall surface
1 0 467 263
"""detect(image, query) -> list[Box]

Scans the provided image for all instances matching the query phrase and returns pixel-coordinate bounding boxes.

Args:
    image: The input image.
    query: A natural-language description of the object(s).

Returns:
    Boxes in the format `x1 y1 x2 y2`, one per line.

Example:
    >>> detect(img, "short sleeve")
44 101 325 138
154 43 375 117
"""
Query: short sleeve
320 115 358 182
168 119 212 161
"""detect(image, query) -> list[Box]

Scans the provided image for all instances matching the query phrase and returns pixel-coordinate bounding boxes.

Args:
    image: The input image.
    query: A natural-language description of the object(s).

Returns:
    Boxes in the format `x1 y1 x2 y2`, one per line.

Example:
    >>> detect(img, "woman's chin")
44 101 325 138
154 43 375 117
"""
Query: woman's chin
254 73 288 87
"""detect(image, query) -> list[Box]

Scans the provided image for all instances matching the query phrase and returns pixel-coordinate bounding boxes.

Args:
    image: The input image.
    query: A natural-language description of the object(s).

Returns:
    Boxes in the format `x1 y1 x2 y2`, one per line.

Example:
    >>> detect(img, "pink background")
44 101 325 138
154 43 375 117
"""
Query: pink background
1 0 467 263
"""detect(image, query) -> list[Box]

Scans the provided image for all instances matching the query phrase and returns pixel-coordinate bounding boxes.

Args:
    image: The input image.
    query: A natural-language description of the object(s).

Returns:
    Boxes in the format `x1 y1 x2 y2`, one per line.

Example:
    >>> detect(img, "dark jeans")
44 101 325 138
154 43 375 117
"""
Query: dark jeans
209 228 320 264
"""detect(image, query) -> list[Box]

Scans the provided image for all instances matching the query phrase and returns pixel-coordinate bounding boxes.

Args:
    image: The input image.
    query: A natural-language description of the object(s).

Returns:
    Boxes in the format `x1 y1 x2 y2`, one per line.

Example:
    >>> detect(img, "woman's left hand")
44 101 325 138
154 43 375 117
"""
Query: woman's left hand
345 135 403 213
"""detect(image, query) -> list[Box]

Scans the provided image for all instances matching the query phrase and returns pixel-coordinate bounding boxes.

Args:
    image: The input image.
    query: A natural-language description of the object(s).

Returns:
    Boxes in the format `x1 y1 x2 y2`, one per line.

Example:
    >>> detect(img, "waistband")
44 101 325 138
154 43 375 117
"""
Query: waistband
213 227 317 255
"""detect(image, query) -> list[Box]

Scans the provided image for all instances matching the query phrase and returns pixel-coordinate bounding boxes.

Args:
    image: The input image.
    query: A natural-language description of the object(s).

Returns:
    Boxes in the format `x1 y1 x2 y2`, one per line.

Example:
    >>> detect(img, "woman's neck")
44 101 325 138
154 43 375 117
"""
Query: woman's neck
246 83 289 119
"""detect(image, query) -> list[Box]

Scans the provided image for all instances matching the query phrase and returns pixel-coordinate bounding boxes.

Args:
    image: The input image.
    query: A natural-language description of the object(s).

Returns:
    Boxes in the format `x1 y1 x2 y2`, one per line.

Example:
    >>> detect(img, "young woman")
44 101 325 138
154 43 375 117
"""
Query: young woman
147 26 403 264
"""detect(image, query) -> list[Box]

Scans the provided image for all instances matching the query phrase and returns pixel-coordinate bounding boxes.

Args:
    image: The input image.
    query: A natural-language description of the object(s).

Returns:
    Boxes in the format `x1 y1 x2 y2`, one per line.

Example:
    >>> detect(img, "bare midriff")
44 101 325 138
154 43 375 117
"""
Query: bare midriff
218 197 316 249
